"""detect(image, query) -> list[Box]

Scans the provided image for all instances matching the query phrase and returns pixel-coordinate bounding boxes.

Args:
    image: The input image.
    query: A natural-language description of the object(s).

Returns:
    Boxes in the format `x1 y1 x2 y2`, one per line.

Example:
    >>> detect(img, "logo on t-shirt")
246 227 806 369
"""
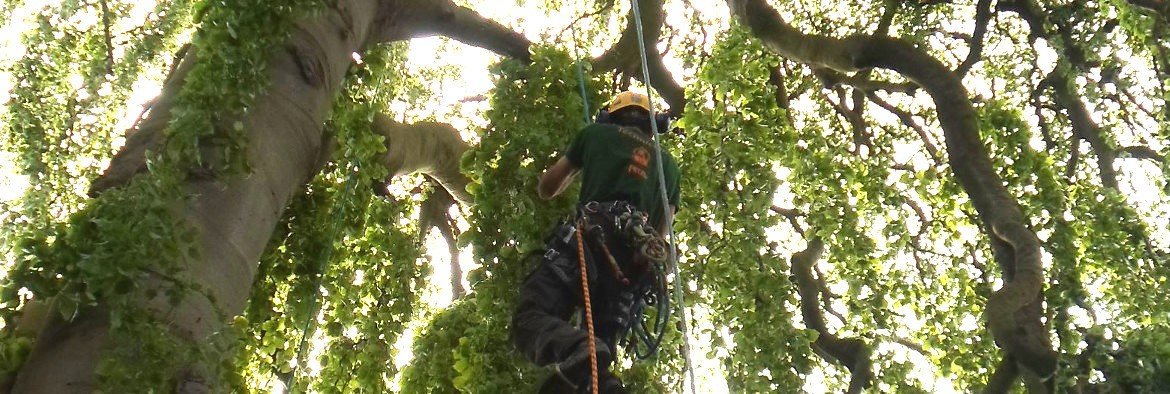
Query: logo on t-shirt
627 147 650 180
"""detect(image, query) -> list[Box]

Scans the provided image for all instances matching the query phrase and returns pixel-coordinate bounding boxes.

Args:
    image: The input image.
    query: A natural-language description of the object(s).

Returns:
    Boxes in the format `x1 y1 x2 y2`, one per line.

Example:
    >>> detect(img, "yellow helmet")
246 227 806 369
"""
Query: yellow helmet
607 91 651 113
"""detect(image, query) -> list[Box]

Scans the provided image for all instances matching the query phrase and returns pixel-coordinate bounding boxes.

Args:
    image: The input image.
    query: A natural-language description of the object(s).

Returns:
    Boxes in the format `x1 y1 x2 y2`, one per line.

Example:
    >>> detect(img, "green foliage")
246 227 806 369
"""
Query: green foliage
399 45 615 392
233 42 429 392
676 26 810 392
400 299 479 393
0 0 21 27
1 1 1169 392
1 0 199 382
168 0 323 177
0 0 319 390
977 101 1170 391
1093 323 1170 390
3 0 195 243
459 45 597 392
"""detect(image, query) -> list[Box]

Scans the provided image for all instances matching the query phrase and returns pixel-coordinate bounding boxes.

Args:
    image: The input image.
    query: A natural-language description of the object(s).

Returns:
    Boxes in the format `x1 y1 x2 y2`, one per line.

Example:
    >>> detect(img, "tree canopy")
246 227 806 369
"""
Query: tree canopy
0 0 1168 392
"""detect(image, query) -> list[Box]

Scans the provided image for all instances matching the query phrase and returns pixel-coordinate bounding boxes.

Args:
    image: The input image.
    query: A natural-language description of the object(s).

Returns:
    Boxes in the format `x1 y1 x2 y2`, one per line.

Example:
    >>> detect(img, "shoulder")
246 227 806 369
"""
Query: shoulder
581 122 616 135
662 148 680 166
663 150 681 174
572 123 613 145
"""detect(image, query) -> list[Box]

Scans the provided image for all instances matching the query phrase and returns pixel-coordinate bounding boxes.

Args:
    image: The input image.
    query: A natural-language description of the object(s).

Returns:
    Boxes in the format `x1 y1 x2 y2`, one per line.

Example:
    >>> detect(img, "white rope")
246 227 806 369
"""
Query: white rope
628 1 698 393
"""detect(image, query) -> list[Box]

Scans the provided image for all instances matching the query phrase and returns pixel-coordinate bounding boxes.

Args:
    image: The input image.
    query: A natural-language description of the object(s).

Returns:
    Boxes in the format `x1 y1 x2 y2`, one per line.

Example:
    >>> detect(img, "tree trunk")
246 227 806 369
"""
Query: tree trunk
13 1 389 391
8 0 678 389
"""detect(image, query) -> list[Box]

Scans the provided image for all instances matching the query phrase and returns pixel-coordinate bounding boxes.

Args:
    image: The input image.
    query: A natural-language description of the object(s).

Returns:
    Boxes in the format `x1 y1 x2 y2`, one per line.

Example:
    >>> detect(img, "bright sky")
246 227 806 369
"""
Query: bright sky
1 1 1168 393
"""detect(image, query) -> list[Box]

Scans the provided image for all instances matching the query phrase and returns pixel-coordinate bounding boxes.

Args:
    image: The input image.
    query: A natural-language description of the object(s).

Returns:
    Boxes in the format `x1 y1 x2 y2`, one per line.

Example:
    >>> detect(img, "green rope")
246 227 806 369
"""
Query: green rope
571 23 592 124
575 60 591 123
288 161 362 392
627 0 697 393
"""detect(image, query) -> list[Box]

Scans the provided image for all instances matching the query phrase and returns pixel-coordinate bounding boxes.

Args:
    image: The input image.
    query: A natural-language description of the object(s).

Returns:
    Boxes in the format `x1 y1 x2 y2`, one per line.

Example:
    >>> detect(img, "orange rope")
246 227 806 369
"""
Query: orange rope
575 219 599 394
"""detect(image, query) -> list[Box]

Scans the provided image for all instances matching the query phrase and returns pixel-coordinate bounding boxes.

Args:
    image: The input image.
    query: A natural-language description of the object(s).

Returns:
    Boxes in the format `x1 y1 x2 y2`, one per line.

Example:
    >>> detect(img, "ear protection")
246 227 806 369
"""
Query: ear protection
595 109 671 133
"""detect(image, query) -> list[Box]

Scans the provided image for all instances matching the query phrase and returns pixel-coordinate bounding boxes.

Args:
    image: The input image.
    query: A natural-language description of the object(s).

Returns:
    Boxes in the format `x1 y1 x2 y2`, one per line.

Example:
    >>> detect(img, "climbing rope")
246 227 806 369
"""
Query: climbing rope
564 1 697 390
288 160 363 392
627 0 698 392
571 22 592 124
575 219 601 394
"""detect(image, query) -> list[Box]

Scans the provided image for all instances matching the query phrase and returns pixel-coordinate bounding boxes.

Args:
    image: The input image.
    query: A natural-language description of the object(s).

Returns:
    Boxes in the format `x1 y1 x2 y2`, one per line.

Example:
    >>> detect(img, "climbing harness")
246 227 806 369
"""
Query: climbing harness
580 202 671 361
561 200 671 392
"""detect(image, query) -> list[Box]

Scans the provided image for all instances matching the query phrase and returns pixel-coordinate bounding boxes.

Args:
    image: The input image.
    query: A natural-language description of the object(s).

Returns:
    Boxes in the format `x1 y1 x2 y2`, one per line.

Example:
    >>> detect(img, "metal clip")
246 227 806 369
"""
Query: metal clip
544 248 560 262
558 224 577 244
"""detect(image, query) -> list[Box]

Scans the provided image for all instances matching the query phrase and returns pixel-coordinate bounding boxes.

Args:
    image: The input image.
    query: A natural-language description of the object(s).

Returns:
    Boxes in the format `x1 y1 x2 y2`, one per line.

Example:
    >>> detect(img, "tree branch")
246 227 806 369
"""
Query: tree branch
1127 0 1170 19
824 88 870 153
394 0 533 62
892 337 927 355
874 2 899 37
955 0 993 77
555 0 617 42
790 238 874 393
399 0 686 112
1049 72 1119 189
812 67 918 93
419 184 464 300
371 114 472 205
867 92 943 164
768 65 791 110
1065 138 1082 179
592 0 686 112
594 0 665 72
770 205 805 235
996 0 1045 41
100 0 115 73
1004 2 1122 189
1118 145 1166 162
729 0 1057 384
983 355 1019 394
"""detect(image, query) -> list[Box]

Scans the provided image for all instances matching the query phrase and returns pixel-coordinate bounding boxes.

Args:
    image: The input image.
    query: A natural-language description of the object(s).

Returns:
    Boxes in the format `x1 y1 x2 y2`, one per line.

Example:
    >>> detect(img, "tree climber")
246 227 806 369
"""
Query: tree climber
511 91 681 394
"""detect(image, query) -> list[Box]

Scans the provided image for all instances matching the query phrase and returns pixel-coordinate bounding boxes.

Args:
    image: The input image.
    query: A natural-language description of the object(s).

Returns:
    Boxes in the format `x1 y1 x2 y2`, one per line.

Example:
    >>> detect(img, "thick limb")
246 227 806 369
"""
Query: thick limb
728 0 1056 386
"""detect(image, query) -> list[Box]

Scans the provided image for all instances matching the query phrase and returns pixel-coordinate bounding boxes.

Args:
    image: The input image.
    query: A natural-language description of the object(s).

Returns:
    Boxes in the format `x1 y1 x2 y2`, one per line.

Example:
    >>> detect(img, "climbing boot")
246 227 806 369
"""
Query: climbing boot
541 338 612 393
592 370 627 394
538 368 626 394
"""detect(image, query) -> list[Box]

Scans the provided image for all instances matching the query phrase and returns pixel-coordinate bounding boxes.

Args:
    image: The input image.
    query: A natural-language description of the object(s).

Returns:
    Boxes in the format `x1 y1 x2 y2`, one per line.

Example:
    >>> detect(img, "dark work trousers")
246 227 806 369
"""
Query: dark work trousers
511 222 646 388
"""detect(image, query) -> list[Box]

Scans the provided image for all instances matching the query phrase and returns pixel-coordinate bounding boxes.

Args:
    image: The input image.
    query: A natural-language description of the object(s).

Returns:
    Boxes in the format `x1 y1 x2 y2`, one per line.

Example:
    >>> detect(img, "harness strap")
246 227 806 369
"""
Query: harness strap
586 225 631 286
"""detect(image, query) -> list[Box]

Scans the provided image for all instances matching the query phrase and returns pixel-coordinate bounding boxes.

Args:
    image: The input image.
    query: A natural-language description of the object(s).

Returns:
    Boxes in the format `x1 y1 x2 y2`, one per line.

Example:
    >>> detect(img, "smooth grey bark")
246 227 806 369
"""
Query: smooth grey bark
15 0 388 391
373 115 472 205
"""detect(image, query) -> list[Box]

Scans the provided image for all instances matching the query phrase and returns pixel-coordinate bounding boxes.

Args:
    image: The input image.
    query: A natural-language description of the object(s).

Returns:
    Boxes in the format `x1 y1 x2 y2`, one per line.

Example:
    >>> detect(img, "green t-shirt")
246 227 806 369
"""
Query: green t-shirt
565 123 681 226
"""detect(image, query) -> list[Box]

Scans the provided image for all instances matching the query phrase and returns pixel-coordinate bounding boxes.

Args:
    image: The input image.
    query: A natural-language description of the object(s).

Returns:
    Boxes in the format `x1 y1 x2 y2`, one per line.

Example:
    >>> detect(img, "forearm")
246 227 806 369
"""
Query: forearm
538 173 569 199
537 158 577 200
552 174 575 197
657 206 676 238
537 174 559 199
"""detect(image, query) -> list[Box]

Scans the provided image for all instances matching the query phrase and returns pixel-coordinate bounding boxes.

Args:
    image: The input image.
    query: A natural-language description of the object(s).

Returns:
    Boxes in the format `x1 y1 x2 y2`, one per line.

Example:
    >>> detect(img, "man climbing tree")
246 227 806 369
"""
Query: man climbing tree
511 91 680 393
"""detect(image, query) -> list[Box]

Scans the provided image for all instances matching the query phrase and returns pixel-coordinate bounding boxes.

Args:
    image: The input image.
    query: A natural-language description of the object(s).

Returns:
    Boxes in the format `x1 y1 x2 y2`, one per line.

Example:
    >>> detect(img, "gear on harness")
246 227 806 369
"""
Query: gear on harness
623 259 669 360
579 201 667 281
572 201 672 361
